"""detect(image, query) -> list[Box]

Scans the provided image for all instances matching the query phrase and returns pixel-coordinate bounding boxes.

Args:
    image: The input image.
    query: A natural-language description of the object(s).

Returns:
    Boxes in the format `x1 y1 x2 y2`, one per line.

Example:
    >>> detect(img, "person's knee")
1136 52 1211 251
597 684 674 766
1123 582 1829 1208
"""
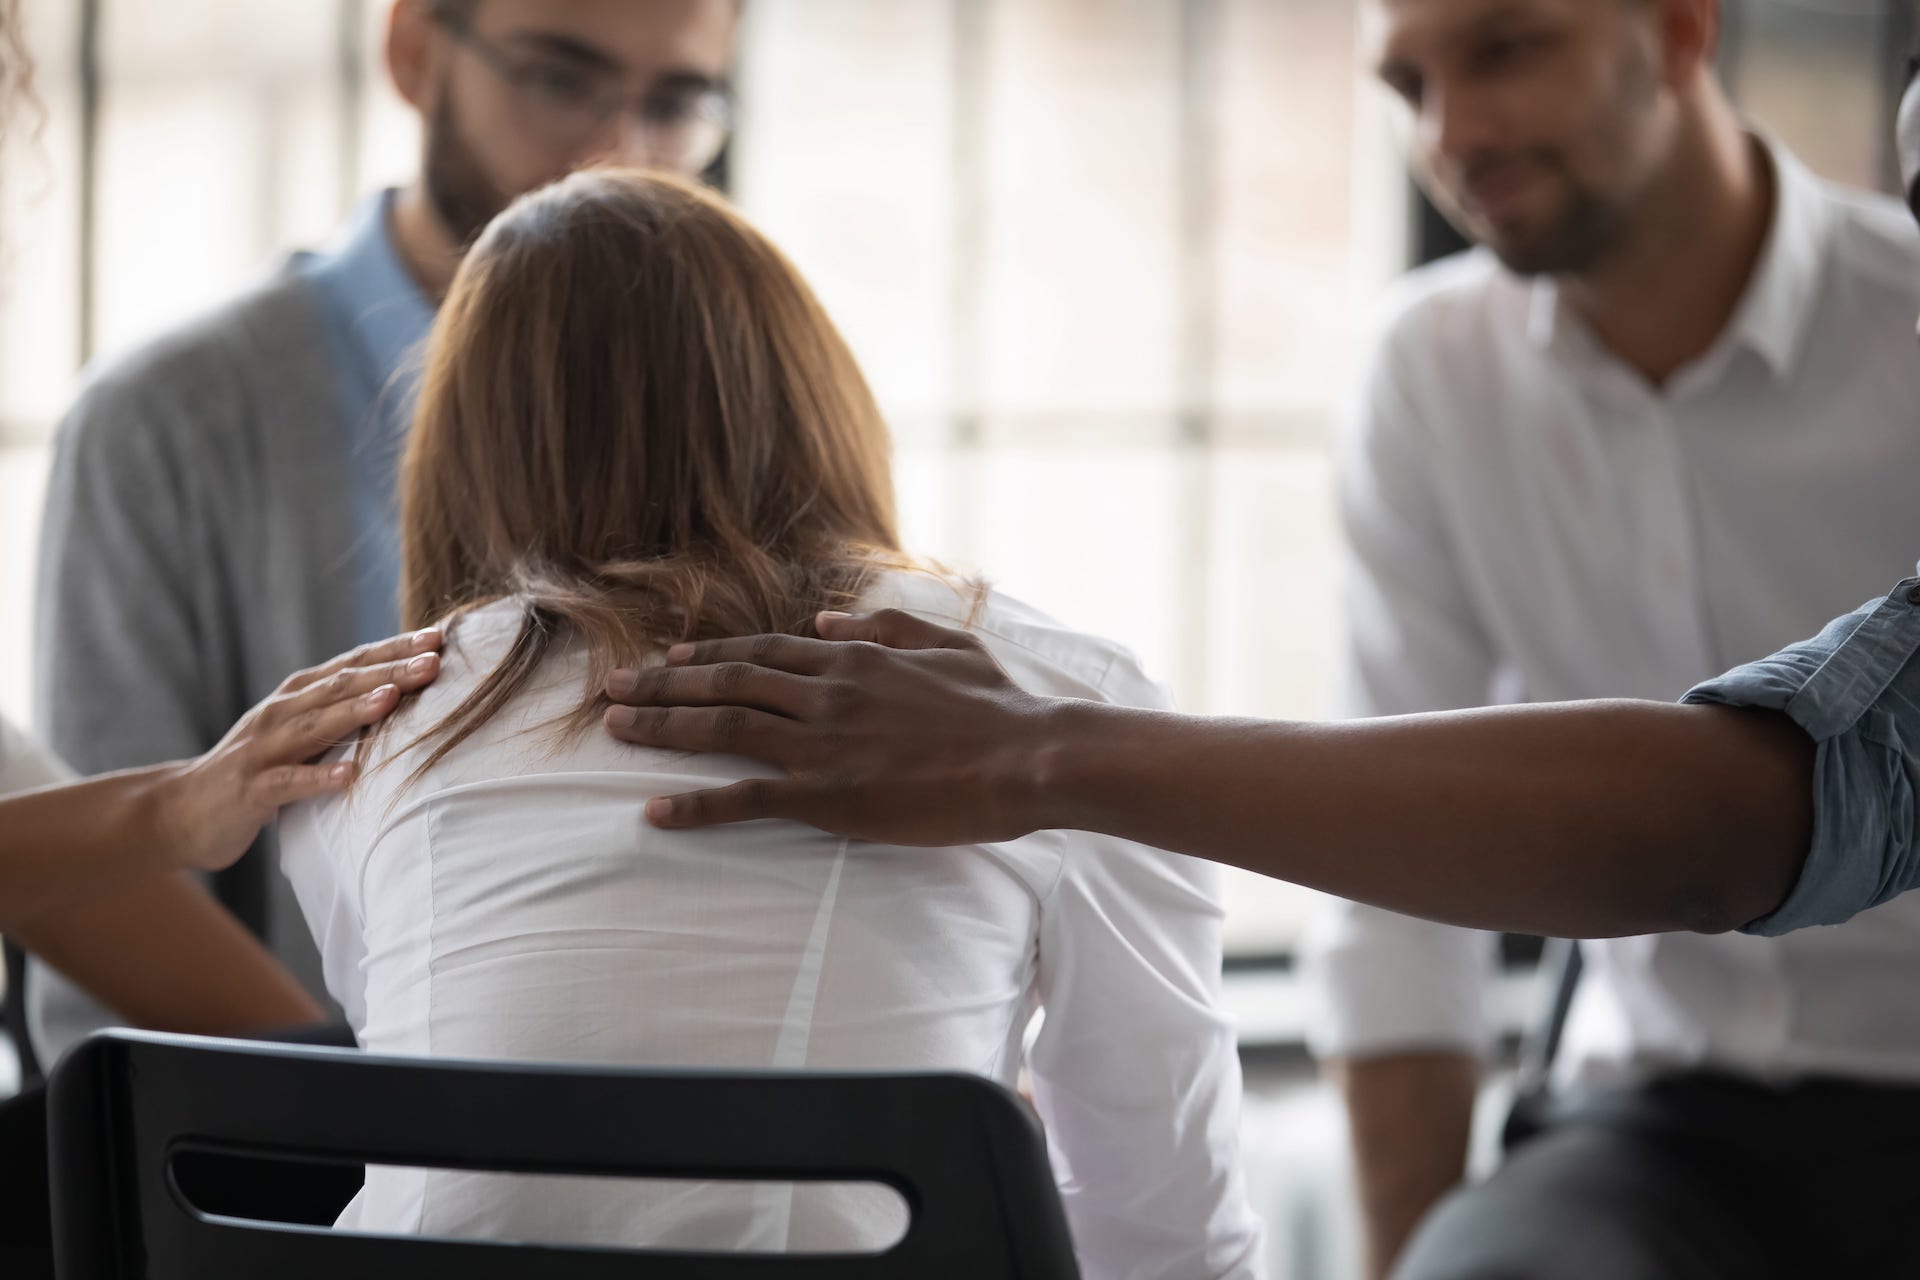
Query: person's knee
1390 1120 1773 1280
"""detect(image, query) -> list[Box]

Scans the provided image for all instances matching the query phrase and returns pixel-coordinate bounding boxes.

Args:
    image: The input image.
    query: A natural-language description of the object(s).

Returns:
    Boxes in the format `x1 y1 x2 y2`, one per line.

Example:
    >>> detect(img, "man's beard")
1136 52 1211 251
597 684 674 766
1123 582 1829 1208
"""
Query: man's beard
1434 41 1659 277
424 86 512 249
1449 154 1629 277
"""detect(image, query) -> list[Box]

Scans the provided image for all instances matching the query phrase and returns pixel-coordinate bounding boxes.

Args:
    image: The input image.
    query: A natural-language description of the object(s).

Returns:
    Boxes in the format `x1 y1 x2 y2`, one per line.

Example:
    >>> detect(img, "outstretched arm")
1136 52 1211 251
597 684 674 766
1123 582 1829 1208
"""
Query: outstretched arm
1 629 440 937
602 610 1811 939
13 874 326 1034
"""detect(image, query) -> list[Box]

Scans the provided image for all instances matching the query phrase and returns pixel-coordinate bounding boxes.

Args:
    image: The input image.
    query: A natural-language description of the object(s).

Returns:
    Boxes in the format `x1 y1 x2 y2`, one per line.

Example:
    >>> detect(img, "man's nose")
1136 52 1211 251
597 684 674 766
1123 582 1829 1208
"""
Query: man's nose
1420 80 1498 177
584 111 668 173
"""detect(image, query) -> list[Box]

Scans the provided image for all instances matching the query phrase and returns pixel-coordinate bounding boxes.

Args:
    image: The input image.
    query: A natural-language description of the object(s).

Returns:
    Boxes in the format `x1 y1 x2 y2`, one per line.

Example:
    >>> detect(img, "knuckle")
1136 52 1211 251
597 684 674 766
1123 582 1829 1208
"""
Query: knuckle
710 706 748 749
749 633 784 662
250 765 294 802
818 679 862 718
640 668 676 703
712 662 754 696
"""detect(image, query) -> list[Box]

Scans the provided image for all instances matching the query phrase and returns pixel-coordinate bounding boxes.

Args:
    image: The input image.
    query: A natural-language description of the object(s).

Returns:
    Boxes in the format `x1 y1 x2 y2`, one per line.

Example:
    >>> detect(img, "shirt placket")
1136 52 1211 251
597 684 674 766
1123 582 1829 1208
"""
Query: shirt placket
1590 368 1717 693
1597 365 1793 1070
1661 378 1792 1068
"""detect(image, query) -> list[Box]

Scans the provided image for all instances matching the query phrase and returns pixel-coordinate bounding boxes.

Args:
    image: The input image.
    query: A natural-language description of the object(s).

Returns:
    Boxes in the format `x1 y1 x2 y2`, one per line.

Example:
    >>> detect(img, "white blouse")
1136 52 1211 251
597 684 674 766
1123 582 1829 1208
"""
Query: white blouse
279 572 1262 1279
1 718 71 797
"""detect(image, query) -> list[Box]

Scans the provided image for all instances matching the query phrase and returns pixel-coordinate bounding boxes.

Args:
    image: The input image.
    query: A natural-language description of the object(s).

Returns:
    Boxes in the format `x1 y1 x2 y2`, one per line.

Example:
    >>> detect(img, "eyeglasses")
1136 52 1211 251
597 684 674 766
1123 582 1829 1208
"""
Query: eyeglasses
438 15 733 175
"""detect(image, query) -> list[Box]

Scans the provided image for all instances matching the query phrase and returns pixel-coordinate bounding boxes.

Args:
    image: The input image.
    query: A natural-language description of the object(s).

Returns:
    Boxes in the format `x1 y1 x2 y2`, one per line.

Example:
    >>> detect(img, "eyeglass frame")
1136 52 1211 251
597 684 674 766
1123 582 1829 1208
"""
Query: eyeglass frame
432 9 735 172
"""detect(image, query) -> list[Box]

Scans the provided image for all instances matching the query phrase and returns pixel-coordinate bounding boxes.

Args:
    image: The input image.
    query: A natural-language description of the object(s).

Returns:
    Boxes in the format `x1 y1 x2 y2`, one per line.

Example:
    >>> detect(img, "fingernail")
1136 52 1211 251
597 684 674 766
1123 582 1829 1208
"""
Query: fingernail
666 644 694 665
607 705 637 729
412 628 442 648
363 683 397 707
406 654 437 676
645 796 674 824
607 668 639 697
329 762 354 782
818 611 851 620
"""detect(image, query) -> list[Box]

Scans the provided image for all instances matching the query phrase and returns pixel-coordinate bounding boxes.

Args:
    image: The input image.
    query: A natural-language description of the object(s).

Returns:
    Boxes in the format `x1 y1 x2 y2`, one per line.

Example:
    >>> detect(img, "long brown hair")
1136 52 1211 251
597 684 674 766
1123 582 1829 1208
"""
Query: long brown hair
393 167 907 777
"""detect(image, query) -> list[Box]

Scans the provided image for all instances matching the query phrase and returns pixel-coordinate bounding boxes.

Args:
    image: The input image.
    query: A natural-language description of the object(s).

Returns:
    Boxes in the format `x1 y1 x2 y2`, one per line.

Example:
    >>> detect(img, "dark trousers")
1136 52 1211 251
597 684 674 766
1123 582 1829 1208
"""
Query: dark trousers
1394 1071 1920 1280
0 1023 363 1280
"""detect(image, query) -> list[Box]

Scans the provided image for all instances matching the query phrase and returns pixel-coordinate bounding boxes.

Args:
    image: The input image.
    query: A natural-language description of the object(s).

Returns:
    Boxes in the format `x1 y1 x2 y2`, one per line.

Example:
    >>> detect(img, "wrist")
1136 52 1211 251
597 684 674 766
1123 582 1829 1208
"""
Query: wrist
139 761 198 871
1021 696 1111 833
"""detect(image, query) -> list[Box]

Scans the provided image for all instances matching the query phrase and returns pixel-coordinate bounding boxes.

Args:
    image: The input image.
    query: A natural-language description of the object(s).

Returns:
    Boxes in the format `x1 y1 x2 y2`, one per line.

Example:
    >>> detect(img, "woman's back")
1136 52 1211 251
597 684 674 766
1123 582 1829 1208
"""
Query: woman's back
281 571 1263 1274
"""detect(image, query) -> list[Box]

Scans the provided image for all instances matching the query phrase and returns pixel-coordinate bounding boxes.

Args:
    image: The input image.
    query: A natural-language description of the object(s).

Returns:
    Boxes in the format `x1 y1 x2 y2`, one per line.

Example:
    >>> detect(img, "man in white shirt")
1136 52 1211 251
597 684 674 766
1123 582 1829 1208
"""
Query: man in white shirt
1304 1 1920 1277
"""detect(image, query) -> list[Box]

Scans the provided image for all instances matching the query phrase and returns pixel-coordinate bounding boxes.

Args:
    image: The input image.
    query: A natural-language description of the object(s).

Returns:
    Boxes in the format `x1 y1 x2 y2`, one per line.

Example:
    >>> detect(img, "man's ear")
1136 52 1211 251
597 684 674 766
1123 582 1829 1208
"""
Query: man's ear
386 0 443 115
1652 0 1720 91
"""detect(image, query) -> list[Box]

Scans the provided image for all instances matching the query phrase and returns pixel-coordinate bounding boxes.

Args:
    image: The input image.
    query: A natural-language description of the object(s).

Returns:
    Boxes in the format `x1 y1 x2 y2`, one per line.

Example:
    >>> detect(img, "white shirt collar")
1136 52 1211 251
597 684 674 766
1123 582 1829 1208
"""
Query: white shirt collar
1524 134 1829 383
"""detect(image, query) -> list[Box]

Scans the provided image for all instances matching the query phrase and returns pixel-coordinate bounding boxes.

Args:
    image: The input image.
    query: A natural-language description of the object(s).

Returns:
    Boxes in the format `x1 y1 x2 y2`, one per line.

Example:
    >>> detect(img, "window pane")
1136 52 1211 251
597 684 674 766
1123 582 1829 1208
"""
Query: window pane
95 0 348 354
979 0 1184 415
1731 0 1896 191
1216 0 1372 417
734 0 956 419
971 436 1186 692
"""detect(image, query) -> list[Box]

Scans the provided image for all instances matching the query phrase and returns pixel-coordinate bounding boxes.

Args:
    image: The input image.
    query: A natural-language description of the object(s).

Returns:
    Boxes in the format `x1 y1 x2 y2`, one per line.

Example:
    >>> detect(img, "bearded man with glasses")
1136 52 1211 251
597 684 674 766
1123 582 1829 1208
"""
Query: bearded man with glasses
23 0 741 1071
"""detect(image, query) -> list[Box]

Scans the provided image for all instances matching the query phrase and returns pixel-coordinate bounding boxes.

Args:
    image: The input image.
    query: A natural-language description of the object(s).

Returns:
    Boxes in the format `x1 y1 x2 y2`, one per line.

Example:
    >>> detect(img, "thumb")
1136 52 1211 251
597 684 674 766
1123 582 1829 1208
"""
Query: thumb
815 608 978 653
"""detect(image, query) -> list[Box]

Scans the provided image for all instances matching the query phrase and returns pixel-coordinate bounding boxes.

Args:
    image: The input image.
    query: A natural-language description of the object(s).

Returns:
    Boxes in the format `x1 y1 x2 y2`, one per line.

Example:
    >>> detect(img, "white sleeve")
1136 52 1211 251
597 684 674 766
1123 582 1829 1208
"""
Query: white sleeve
275 750 370 1033
1027 666 1263 1280
1299 333 1501 1062
0 719 75 796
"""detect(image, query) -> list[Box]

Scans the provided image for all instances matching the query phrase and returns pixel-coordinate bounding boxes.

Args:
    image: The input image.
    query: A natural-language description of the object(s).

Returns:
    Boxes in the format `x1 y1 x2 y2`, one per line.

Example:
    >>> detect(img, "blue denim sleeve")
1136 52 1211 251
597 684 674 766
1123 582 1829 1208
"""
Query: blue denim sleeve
1681 576 1920 936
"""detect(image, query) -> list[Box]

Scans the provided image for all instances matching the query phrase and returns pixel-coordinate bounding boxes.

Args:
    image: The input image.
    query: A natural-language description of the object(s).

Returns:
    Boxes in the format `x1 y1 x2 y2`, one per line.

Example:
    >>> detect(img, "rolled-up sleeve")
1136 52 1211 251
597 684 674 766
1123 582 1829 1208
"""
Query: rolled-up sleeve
1682 576 1920 936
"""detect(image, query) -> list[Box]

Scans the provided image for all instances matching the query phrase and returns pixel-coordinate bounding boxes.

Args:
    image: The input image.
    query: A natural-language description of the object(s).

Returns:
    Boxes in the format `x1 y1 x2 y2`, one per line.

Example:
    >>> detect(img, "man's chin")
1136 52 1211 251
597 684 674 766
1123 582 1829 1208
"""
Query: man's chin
1477 220 1585 277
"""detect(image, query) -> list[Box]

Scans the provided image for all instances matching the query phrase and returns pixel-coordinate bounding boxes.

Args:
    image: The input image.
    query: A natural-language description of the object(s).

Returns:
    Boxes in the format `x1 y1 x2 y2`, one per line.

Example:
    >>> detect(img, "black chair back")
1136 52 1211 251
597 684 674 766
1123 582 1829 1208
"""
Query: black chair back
3 940 43 1088
49 1029 1080 1280
1501 936 1585 1150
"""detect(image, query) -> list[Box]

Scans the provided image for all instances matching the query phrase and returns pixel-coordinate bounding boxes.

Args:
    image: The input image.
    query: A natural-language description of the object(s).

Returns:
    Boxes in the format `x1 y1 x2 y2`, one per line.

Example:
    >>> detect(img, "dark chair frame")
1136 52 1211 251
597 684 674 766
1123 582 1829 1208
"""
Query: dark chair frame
49 1029 1081 1279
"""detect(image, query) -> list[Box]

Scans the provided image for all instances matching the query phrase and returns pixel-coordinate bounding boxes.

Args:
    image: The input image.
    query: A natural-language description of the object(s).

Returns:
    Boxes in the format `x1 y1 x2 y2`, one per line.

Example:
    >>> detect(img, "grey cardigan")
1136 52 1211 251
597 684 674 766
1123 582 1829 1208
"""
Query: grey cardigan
31 265 364 1056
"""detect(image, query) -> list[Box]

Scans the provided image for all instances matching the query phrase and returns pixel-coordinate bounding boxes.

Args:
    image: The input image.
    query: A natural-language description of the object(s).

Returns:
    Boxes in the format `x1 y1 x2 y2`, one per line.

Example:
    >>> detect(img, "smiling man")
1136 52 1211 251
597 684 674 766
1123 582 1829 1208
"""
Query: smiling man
1303 1 1920 1277
29 0 740 1065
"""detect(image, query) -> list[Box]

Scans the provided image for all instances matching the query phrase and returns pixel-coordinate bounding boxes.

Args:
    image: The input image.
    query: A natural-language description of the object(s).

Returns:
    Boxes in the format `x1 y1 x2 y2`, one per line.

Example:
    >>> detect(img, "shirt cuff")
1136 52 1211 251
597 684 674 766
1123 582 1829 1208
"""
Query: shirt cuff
1299 901 1496 1060
1682 578 1920 936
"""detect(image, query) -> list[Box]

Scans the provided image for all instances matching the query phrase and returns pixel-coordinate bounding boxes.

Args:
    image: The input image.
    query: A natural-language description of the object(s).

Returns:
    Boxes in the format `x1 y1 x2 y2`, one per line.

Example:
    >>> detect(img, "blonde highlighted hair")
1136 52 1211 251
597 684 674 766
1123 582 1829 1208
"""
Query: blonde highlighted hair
392 168 918 779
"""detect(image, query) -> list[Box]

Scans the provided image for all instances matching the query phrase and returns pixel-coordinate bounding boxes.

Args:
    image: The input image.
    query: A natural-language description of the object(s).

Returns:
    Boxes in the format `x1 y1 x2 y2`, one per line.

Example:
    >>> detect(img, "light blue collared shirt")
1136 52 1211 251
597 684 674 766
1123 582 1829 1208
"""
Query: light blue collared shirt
1684 571 1920 936
295 190 438 645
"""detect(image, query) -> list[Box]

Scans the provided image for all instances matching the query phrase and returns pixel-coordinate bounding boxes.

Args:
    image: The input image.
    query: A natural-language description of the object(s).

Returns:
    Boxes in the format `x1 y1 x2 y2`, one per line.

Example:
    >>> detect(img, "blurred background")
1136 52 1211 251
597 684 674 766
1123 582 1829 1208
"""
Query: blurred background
0 1 1906 1274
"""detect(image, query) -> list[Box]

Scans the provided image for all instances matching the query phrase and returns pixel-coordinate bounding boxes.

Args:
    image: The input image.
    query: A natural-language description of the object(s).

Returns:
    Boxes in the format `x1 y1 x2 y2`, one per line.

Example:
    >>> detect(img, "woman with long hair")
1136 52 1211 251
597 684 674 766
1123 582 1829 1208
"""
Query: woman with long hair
279 168 1262 1276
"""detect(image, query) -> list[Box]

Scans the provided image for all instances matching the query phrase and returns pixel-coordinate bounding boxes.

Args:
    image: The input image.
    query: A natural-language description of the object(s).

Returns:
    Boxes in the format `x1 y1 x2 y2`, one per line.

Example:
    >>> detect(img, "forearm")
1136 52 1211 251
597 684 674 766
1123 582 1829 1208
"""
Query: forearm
1329 1051 1479 1280
11 872 322 1034
0 765 184 934
1034 698 1812 937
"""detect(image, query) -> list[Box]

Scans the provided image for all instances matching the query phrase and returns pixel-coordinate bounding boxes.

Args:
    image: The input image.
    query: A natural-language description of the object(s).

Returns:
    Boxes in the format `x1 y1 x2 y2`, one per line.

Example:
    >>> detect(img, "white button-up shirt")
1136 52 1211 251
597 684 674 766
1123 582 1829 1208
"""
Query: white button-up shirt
280 573 1263 1278
1303 141 1920 1091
